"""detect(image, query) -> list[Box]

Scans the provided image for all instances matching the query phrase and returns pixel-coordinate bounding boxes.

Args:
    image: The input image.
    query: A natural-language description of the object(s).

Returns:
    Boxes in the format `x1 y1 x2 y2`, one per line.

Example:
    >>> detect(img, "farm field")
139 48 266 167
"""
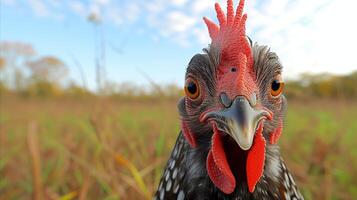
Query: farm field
0 96 356 200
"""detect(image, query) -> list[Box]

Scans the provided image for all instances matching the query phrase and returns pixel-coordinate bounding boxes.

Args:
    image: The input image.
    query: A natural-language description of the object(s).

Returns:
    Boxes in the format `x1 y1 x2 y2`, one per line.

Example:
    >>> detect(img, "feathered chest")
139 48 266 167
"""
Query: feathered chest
154 133 304 200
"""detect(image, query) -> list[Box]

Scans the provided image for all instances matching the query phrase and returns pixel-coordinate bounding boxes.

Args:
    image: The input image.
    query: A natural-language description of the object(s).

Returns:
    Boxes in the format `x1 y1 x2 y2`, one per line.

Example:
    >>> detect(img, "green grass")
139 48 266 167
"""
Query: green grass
0 96 356 199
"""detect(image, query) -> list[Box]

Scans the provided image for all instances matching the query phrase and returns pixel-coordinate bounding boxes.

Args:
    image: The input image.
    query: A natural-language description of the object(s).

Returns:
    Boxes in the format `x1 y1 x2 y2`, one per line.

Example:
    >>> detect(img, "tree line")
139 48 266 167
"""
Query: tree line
1 41 356 99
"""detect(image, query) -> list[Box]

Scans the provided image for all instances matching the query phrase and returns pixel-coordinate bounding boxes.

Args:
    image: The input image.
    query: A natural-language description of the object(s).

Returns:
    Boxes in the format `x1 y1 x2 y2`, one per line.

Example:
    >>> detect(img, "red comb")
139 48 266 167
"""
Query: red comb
203 0 252 70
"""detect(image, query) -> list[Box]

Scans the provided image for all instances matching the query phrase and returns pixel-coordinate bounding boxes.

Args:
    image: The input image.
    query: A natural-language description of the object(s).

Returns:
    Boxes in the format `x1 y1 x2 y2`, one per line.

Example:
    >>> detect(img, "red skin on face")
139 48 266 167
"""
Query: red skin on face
181 120 197 148
207 123 236 194
270 120 283 145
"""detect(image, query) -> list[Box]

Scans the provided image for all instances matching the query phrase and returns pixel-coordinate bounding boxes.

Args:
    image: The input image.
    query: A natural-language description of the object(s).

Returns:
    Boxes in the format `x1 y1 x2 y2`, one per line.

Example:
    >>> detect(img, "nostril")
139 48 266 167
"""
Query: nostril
220 92 232 108
250 92 258 106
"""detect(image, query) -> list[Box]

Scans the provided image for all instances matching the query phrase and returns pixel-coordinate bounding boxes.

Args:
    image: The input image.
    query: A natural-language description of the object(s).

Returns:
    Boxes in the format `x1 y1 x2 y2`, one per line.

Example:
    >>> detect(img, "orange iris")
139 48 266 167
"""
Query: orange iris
270 78 284 97
185 78 200 100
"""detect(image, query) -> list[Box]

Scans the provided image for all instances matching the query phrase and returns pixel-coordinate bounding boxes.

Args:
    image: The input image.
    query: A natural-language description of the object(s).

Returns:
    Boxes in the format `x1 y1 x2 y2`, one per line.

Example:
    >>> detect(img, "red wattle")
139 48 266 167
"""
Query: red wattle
269 121 283 144
246 123 266 193
181 120 197 148
206 124 235 194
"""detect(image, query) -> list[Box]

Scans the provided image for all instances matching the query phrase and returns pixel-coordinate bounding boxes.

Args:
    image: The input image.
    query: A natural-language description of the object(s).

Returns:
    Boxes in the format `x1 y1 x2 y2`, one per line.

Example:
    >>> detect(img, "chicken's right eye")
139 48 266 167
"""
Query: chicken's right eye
270 75 284 97
185 78 200 100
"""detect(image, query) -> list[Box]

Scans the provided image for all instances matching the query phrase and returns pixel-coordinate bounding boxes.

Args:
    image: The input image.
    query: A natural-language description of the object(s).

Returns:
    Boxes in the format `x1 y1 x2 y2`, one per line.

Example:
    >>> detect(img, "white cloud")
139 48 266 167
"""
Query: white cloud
146 1 164 14
1 0 16 6
106 7 123 25
165 11 196 33
94 0 110 6
192 27 210 45
105 3 141 26
170 0 188 7
191 0 216 14
243 0 357 77
124 4 140 23
28 0 49 17
69 1 86 17
6 0 357 75
88 3 101 19
47 0 61 8
143 0 205 46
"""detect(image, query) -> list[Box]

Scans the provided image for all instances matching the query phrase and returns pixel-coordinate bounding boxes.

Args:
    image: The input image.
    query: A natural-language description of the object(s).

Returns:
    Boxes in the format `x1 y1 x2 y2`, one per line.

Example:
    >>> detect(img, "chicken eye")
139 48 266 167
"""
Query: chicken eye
185 78 200 100
270 76 284 97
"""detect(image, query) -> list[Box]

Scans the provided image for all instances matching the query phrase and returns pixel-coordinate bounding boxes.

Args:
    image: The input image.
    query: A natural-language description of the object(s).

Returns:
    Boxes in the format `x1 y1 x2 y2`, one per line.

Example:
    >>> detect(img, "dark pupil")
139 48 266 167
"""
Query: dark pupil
187 82 197 94
271 80 281 91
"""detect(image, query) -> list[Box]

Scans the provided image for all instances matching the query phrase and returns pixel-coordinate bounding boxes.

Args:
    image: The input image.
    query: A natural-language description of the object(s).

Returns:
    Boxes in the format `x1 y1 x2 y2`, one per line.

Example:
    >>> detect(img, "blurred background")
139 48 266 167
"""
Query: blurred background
0 0 356 199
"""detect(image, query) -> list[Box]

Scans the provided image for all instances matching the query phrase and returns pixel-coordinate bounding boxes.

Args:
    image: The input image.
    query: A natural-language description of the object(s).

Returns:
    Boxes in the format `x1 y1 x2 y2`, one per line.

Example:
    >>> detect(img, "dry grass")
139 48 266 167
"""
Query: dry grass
0 96 356 199
27 121 43 200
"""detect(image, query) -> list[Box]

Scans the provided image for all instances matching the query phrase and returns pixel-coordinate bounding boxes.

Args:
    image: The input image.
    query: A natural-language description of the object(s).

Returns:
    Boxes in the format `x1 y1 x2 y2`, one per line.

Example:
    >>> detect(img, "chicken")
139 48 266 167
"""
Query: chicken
154 0 304 199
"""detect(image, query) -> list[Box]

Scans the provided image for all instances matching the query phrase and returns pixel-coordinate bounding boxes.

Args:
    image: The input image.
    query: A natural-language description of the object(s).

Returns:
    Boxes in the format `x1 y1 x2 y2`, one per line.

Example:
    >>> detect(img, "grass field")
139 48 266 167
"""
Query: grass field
0 96 356 200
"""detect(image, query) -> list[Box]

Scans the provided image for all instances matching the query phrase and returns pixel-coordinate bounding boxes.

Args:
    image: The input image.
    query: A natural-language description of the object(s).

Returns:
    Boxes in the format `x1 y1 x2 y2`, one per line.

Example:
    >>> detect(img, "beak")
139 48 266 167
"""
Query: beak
202 96 272 150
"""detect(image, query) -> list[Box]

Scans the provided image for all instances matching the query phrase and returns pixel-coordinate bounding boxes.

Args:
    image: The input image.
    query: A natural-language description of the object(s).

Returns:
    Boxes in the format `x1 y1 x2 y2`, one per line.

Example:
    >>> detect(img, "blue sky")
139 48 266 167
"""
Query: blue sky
1 0 357 90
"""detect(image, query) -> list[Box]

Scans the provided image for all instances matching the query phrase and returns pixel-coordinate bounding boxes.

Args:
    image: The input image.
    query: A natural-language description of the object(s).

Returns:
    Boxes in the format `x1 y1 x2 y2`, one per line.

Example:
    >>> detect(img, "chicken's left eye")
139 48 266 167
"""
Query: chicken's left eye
185 78 200 100
270 76 284 97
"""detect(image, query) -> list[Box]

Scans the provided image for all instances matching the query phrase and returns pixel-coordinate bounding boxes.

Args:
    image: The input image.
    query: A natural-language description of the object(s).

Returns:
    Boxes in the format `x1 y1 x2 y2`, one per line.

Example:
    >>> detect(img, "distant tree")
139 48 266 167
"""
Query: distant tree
0 57 7 94
0 41 36 89
65 81 92 98
285 71 357 100
22 56 68 97
0 41 36 68
0 56 6 93
0 41 36 57
0 56 6 70
26 56 68 83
